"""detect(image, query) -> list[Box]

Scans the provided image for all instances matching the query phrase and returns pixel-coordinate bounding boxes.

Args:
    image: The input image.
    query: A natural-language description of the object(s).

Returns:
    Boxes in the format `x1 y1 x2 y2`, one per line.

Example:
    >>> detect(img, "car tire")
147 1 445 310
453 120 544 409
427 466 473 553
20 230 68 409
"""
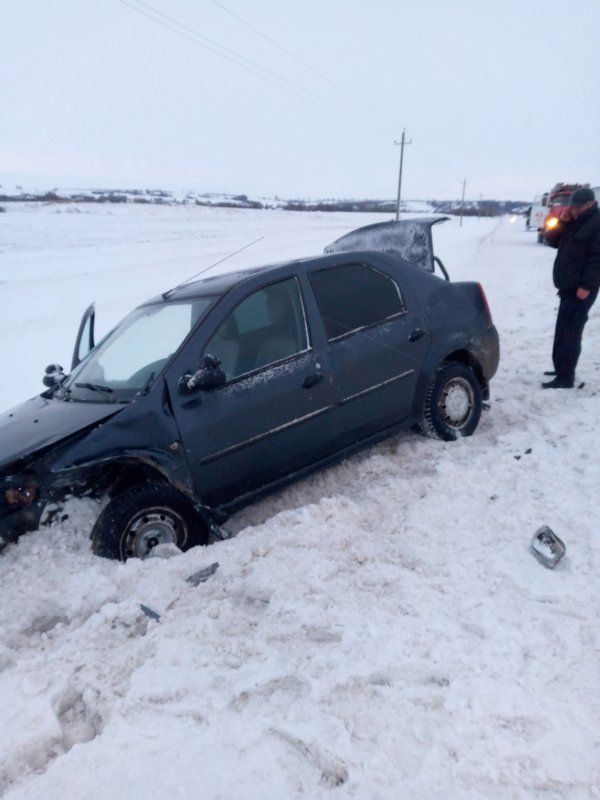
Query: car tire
90 481 207 560
422 361 483 441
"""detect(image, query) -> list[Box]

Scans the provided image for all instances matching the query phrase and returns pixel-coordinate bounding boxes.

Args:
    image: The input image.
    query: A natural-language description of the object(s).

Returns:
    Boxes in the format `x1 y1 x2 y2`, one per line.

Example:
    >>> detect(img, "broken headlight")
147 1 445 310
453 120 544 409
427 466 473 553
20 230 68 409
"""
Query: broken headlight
2 475 39 513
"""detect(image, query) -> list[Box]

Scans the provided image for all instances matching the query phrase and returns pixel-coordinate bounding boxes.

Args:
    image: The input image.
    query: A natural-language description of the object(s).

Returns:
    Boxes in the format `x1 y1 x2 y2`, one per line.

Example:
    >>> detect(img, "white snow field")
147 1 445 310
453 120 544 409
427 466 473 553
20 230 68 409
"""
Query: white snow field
1 204 599 799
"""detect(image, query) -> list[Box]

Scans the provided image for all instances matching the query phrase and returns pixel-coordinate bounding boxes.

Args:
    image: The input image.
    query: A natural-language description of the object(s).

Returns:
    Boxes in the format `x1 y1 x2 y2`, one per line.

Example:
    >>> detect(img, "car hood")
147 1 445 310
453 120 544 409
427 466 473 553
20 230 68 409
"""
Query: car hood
0 395 124 470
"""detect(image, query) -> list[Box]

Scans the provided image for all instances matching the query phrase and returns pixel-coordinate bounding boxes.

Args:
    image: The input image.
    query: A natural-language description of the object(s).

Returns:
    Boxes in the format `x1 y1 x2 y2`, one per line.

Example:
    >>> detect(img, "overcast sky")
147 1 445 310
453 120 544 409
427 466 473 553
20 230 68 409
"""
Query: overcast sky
2 0 599 201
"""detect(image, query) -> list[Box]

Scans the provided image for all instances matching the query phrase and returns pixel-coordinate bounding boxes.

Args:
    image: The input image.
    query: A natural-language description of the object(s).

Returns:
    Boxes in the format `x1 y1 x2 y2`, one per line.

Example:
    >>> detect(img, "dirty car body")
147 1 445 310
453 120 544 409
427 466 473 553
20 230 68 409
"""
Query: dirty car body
0 219 500 559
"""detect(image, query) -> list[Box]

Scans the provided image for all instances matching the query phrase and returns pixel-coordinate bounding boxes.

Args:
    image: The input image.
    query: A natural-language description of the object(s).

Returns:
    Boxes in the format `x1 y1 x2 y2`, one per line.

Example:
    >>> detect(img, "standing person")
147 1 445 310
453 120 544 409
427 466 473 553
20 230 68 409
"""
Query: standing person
542 187 600 389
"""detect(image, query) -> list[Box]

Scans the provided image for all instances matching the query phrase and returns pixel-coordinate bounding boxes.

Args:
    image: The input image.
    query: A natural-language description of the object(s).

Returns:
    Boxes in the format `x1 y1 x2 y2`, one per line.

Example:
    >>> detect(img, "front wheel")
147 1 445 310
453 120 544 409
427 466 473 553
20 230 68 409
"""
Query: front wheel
422 361 483 441
90 481 207 560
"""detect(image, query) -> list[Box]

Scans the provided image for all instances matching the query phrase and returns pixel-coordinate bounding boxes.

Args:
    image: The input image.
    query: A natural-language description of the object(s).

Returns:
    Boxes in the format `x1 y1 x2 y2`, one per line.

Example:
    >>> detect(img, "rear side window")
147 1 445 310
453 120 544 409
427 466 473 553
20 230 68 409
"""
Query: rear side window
310 262 405 340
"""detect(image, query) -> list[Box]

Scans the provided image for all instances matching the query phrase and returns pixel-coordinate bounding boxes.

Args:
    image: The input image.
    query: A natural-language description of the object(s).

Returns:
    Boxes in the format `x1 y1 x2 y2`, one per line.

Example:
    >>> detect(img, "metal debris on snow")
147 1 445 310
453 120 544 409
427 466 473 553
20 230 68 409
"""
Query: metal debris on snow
209 522 236 541
186 562 220 586
140 604 161 622
531 526 566 569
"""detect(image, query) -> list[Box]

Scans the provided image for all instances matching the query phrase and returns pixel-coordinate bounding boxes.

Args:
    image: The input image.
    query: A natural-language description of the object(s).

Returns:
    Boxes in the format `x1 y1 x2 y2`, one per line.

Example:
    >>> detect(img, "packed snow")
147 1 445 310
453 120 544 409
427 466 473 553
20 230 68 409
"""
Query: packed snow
1 204 599 799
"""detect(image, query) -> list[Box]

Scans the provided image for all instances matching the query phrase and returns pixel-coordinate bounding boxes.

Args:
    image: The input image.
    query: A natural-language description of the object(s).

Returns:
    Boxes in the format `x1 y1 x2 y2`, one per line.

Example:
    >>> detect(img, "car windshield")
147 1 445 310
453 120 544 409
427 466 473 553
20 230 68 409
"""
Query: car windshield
549 196 568 207
64 297 214 402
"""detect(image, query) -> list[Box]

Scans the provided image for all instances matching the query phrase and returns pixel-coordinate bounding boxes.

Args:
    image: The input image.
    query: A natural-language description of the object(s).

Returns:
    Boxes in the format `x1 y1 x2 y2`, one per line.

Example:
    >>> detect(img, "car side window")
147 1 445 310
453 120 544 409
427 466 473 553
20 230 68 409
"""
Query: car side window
309 262 405 341
204 277 309 379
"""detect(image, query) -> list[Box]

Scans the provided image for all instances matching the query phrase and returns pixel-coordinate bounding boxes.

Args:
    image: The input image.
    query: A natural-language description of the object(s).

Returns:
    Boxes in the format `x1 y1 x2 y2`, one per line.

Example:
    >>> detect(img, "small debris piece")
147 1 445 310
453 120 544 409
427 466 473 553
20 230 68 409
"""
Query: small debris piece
209 522 236 541
140 604 161 622
186 562 219 586
514 448 532 460
531 526 566 569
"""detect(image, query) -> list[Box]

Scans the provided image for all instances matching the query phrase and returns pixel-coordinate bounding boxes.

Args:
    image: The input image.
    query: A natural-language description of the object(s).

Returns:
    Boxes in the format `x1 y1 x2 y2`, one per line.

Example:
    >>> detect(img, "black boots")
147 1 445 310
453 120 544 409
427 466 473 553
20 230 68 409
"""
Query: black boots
541 377 574 389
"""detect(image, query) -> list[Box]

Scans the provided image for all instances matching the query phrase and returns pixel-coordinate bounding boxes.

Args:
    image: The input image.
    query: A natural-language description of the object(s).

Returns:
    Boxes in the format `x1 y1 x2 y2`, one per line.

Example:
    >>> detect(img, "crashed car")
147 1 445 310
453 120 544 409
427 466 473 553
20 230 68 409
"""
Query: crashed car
0 218 499 560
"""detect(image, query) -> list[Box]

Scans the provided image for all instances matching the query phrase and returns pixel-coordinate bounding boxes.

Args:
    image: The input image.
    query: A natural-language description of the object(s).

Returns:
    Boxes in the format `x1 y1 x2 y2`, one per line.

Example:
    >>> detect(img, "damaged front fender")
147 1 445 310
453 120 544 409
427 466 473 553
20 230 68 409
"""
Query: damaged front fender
0 382 201 549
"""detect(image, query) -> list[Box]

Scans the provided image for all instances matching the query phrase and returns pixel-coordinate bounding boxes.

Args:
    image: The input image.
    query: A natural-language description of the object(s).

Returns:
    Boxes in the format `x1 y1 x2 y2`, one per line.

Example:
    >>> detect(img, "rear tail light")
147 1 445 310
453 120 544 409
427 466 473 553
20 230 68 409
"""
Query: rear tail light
477 283 493 324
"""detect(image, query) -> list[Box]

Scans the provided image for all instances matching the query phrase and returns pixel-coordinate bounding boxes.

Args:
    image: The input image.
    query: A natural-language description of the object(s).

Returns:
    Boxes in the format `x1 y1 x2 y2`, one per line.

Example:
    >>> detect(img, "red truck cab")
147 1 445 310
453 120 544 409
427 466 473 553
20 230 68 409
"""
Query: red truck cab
538 183 587 243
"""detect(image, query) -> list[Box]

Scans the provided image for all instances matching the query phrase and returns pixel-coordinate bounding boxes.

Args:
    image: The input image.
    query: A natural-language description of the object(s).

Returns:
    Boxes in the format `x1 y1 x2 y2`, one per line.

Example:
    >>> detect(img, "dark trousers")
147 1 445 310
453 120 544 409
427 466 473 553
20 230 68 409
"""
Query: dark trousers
552 288 598 384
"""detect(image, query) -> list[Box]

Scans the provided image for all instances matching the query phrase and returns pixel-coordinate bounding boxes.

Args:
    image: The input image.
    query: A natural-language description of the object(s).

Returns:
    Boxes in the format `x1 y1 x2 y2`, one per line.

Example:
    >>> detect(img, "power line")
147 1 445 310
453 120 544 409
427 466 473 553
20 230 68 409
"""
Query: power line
117 0 395 138
210 0 399 129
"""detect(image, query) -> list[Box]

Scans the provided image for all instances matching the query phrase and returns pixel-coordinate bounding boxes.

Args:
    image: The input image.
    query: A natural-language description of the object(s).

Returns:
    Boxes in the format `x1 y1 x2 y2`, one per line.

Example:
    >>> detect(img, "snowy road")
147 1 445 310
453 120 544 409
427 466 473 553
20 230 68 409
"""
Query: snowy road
1 205 599 799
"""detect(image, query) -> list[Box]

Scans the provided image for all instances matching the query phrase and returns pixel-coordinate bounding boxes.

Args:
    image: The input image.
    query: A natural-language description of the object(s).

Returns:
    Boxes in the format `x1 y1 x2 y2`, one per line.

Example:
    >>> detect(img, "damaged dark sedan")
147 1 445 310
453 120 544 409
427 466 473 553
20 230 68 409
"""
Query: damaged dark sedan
0 218 499 560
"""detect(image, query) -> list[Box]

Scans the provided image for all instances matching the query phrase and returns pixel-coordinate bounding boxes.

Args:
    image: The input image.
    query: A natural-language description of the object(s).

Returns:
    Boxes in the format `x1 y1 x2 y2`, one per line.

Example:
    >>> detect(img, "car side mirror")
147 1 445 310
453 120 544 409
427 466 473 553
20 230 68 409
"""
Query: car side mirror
178 354 226 394
42 363 67 387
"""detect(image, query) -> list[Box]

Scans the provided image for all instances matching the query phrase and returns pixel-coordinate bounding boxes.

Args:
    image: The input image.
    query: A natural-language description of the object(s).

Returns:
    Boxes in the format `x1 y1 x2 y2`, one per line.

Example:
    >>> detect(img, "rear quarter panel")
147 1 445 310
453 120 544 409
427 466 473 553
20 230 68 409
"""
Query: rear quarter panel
409 276 500 407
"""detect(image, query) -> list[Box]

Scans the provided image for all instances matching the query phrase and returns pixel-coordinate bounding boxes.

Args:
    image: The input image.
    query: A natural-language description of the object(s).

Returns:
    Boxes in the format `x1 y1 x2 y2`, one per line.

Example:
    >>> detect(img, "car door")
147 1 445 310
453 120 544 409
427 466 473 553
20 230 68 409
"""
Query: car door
308 259 430 448
71 303 96 369
168 276 337 508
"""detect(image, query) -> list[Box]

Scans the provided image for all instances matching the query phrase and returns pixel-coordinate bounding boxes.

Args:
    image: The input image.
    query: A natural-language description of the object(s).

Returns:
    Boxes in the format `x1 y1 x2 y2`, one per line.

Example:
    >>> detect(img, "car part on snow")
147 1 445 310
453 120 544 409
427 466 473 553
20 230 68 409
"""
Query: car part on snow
186 561 220 586
531 526 566 569
140 604 161 622
208 521 235 541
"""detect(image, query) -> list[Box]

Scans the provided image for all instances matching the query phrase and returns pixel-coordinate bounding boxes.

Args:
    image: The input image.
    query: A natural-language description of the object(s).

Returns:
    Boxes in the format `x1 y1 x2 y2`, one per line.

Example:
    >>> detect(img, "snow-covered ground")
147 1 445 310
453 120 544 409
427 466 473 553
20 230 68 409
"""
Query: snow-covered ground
1 204 599 799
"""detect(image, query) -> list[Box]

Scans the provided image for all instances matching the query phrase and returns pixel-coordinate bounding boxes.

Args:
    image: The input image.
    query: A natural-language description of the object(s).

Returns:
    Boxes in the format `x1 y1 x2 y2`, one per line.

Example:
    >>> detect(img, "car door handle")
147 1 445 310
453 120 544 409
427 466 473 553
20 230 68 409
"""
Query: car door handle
302 373 324 389
409 328 426 342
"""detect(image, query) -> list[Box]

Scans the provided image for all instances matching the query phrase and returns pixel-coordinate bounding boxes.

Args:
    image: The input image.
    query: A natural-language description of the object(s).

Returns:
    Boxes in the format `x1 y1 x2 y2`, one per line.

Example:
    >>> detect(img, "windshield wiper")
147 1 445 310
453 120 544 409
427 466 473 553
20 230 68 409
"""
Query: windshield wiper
75 382 114 395
139 371 156 396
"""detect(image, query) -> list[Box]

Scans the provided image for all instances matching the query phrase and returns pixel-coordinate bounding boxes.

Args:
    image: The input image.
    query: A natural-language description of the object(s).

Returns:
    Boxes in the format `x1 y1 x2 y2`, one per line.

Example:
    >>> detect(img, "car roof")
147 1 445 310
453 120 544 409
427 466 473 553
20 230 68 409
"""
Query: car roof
157 251 401 302
162 265 276 300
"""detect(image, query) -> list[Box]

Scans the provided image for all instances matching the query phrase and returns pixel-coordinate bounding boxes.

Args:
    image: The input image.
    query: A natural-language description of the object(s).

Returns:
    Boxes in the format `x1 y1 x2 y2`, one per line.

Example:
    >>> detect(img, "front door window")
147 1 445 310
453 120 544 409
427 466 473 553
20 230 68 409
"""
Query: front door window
203 277 309 379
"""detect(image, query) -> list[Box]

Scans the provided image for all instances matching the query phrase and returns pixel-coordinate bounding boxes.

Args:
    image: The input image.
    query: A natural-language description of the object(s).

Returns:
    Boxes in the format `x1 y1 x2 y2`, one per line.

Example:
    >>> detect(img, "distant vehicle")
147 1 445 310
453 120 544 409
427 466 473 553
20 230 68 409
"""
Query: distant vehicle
0 218 499 561
527 196 547 232
534 183 588 243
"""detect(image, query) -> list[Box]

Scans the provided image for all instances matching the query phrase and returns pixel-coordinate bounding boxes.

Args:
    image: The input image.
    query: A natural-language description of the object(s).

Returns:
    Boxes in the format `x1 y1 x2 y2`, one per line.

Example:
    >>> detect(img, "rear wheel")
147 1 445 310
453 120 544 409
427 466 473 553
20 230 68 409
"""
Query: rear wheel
422 361 483 440
90 481 207 560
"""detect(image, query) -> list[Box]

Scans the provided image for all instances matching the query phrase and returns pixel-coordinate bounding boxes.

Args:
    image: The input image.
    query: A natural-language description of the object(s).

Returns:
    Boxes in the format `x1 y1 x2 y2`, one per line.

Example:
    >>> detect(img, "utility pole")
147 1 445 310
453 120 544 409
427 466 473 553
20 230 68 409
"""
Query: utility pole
394 129 412 221
459 178 467 227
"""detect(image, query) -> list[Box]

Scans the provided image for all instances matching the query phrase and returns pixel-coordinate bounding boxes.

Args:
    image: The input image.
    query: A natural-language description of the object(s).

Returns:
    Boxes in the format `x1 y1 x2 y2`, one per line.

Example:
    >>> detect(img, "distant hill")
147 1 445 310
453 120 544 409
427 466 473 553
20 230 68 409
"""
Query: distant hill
0 186 528 216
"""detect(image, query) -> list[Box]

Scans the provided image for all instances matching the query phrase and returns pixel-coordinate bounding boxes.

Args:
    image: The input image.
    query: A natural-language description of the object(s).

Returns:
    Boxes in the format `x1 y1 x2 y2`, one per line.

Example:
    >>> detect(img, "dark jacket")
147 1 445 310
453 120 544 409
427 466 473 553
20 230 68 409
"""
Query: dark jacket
546 205 600 293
